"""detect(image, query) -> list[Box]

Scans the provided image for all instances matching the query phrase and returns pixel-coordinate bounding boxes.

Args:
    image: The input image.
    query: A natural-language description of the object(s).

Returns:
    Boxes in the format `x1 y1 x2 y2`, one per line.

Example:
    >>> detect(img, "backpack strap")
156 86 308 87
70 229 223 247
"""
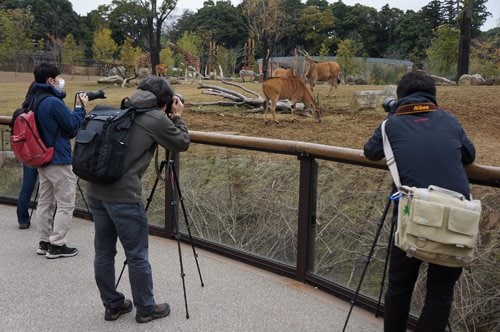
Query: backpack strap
30 93 51 110
32 93 58 147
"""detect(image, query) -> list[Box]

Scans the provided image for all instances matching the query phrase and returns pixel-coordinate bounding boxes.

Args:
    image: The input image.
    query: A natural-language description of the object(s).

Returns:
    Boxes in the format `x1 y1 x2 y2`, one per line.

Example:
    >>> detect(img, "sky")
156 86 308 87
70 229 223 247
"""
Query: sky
69 0 499 31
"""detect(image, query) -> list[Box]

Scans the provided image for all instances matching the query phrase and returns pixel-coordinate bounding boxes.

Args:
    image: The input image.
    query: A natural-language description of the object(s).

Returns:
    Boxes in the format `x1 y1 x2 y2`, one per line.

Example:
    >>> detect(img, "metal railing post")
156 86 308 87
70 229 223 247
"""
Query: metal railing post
296 152 318 282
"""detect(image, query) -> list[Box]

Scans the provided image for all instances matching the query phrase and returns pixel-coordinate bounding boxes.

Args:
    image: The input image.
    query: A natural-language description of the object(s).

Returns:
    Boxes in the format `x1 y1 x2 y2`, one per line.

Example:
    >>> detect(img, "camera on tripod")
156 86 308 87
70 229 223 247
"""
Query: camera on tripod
75 89 107 101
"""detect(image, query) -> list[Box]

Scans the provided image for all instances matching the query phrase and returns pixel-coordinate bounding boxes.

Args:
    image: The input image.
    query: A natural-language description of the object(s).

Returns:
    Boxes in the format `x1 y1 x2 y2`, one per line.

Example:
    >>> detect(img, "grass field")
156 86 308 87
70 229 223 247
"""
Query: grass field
1 71 498 167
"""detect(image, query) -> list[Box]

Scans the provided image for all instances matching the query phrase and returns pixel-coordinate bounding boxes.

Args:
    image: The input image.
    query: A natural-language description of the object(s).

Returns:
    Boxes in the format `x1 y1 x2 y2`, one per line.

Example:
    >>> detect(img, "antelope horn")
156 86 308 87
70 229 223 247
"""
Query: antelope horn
297 48 309 56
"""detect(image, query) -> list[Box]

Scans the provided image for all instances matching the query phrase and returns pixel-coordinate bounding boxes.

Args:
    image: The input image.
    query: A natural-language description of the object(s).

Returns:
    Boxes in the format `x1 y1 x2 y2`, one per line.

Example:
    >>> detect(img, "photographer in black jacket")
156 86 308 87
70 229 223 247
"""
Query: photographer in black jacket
364 71 476 331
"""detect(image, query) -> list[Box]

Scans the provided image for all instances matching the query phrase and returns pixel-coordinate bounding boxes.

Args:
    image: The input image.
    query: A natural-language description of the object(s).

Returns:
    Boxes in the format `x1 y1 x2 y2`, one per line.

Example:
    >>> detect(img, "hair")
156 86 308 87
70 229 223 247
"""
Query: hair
34 63 60 84
137 77 174 108
396 71 436 98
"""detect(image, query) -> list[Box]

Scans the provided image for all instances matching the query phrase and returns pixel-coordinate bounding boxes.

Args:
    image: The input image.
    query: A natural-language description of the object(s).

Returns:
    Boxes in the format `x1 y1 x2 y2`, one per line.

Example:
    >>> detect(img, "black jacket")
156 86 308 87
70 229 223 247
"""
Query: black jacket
364 92 475 198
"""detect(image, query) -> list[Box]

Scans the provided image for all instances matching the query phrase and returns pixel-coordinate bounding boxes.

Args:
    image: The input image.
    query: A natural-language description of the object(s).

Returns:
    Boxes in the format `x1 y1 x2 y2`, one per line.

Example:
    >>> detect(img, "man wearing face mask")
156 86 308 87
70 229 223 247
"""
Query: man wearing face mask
32 63 88 259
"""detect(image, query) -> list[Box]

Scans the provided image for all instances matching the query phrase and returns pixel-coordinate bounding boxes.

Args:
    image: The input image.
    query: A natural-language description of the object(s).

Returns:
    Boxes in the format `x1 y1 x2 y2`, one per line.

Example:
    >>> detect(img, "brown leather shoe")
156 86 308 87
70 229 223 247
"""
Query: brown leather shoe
135 303 170 323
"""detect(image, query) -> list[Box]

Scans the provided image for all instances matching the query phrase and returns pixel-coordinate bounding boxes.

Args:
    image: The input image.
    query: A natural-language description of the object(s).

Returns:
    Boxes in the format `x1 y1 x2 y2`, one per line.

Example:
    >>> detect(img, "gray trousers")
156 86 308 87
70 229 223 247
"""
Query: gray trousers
88 197 156 316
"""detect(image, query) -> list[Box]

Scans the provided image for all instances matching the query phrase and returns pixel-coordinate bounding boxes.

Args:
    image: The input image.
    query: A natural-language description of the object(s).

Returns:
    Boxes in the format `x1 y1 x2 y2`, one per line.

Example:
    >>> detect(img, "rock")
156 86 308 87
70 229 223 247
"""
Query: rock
351 85 397 110
97 75 123 85
458 74 486 86
107 66 127 77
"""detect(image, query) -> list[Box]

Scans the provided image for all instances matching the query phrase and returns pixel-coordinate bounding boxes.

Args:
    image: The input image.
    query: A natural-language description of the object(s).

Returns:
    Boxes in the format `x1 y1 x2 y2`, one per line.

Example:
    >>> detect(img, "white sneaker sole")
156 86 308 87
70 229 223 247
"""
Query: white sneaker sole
45 251 78 259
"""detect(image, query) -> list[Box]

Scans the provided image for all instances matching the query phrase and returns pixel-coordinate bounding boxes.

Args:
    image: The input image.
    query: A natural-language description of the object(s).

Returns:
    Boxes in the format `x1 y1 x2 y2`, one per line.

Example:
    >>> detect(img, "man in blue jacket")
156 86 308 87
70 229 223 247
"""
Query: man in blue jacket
364 71 476 331
32 63 88 259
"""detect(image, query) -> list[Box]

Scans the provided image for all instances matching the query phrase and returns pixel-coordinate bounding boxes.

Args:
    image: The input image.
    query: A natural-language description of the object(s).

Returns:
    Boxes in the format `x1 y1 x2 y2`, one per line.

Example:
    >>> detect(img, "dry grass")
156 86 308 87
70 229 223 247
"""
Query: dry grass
1 71 498 167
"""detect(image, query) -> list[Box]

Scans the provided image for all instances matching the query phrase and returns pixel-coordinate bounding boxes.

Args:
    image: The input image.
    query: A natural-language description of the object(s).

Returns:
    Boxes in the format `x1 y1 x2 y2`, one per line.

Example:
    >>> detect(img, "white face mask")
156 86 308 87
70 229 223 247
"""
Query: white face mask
56 78 65 90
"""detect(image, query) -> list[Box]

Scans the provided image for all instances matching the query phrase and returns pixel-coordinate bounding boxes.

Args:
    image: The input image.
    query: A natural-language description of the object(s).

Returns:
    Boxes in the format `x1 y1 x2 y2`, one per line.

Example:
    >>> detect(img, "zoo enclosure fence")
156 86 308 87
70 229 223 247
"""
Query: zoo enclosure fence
0 116 499 330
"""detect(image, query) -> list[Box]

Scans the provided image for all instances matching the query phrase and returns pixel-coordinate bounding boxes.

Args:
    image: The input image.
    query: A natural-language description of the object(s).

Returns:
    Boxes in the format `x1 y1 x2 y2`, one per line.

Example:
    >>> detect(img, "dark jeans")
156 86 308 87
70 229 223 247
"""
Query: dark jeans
384 244 462 332
17 165 38 225
88 197 156 315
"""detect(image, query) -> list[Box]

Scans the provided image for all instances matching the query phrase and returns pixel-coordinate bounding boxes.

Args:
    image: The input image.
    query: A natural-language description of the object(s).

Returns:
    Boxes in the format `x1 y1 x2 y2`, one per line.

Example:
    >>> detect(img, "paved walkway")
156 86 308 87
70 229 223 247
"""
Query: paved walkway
0 204 383 331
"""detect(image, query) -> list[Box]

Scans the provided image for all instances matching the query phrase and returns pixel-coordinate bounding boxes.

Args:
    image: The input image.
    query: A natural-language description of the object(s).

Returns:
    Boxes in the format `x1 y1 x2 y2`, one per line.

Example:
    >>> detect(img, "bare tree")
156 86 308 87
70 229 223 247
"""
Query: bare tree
241 0 288 80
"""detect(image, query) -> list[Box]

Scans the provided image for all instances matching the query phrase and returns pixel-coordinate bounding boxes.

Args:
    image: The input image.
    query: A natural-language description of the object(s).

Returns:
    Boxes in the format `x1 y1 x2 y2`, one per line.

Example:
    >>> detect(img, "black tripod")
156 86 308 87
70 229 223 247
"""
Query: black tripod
342 195 454 332
116 153 204 319
342 195 394 331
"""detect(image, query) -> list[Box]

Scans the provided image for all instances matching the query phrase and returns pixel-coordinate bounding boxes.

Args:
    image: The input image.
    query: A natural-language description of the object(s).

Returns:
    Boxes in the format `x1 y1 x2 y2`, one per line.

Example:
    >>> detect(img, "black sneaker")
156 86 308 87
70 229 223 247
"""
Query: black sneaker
37 241 50 255
104 299 133 321
45 244 78 259
135 303 170 323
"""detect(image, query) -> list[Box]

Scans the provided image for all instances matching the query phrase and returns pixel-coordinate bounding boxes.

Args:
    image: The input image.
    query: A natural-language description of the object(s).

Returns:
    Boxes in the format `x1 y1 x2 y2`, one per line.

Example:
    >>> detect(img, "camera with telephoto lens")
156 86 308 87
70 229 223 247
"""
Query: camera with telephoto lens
382 98 397 113
166 93 185 114
86 90 106 101
75 90 106 102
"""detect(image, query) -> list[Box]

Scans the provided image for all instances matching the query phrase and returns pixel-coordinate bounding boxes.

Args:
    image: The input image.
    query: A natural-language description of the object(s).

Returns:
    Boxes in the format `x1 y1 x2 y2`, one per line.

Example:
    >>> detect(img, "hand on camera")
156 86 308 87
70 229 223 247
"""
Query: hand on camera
76 93 89 108
169 95 184 118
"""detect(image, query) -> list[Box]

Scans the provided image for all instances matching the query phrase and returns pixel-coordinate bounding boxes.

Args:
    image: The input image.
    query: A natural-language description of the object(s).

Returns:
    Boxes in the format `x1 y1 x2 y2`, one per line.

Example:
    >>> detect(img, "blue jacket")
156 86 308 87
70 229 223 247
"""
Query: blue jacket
32 84 85 165
364 92 475 198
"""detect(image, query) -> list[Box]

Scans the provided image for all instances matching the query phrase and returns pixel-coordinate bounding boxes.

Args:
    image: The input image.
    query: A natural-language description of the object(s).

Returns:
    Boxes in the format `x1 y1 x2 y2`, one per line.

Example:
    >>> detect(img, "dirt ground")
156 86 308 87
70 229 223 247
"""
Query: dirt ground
181 82 499 167
1 71 498 166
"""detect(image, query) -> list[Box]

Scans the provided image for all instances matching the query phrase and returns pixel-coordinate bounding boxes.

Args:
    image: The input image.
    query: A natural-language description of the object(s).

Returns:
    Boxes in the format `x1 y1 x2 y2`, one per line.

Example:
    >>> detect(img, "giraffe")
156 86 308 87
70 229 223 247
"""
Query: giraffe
167 42 202 83
135 53 152 77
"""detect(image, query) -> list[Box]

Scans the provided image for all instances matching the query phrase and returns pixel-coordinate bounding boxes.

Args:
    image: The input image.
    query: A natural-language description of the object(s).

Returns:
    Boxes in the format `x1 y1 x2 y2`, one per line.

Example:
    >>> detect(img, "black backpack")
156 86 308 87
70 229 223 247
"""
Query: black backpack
72 105 139 184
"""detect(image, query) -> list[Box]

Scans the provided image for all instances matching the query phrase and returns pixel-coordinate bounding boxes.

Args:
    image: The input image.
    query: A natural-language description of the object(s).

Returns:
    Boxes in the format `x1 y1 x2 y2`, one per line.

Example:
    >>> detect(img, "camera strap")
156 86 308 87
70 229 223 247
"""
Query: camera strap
394 102 438 115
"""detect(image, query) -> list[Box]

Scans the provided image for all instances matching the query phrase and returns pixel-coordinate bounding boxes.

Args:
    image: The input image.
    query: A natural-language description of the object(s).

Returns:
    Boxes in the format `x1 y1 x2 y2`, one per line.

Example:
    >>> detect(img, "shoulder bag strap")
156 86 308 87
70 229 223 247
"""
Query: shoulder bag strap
381 120 402 188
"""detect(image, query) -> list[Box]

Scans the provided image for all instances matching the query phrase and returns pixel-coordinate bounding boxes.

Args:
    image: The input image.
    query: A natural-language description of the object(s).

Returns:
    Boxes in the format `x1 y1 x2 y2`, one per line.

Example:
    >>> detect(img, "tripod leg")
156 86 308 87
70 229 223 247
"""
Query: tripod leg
170 161 204 287
29 182 39 223
145 160 167 212
342 196 392 332
116 260 128 288
168 161 190 319
376 214 396 317
77 179 92 220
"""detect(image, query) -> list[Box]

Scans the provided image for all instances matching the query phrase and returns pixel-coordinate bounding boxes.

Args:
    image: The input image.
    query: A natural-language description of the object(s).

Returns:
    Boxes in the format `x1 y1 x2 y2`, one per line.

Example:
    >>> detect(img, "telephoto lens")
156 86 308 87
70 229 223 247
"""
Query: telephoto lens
86 90 106 101
382 98 396 113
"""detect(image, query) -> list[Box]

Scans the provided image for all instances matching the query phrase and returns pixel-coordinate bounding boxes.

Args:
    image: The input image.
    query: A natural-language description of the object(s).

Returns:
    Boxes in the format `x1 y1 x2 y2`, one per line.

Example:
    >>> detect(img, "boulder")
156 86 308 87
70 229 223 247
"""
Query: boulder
458 74 486 86
351 85 397 110
97 75 124 85
107 66 127 77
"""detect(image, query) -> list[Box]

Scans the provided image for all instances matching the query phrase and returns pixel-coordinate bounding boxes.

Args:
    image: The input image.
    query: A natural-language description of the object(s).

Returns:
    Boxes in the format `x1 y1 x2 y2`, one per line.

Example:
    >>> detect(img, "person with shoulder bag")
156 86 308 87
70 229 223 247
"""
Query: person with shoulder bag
363 71 476 332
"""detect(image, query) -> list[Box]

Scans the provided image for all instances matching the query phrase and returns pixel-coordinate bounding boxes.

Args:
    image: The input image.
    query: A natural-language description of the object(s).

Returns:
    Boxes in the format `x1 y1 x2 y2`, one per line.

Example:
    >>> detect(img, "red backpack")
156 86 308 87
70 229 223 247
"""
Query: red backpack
10 94 54 167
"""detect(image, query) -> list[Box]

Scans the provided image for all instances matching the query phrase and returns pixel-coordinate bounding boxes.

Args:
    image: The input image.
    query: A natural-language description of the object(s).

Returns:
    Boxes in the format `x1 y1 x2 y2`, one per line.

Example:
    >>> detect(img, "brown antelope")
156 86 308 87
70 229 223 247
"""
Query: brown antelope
155 64 167 76
272 67 294 78
299 50 341 97
262 76 320 124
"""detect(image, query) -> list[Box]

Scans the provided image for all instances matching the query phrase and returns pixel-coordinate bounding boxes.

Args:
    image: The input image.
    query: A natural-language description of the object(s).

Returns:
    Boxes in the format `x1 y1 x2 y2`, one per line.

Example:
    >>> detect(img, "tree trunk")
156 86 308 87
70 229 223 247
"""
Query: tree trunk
457 0 474 79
